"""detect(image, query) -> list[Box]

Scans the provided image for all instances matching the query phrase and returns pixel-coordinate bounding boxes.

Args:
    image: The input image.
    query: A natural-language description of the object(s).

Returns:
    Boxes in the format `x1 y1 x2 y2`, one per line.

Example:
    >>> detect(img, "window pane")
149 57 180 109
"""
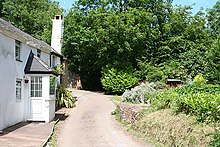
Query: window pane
15 40 21 60
35 91 39 97
16 79 22 100
31 77 34 83
39 91 42 97
31 84 34 90
16 81 21 86
35 77 38 83
35 84 39 90
37 49 41 58
39 77 42 83
31 91 34 97
30 76 42 97
16 88 18 95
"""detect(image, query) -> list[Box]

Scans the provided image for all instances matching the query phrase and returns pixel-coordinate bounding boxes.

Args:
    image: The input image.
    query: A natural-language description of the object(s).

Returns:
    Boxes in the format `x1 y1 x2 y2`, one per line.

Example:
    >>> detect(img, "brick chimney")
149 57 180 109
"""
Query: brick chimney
51 15 64 54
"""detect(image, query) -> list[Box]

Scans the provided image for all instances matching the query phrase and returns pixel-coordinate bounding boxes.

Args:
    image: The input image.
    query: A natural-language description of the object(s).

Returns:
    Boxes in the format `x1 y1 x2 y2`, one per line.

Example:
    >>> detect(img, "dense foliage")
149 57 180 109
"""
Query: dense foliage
56 84 76 108
155 86 220 123
101 65 139 94
122 80 220 146
63 0 220 92
0 0 63 44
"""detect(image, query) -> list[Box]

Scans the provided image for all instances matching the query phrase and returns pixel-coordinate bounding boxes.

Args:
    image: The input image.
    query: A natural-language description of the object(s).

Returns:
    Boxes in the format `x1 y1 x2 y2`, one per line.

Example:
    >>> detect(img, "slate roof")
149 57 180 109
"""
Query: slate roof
24 51 58 76
0 18 61 56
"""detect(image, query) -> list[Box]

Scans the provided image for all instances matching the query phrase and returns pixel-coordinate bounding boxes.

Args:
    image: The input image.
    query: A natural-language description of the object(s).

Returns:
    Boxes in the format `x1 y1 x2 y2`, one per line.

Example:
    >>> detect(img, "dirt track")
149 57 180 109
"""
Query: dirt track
57 89 148 147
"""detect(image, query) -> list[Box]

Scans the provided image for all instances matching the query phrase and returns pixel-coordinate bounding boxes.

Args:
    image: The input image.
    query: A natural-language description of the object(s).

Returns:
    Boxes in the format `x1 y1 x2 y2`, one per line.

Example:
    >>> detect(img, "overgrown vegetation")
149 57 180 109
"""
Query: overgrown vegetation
119 74 220 146
133 109 215 147
56 84 76 108
155 85 220 123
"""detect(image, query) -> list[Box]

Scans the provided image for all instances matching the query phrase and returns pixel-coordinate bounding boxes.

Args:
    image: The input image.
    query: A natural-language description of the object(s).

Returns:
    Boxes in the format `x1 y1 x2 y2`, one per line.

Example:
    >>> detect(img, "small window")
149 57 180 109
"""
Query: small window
16 79 22 100
37 49 41 58
52 56 56 67
31 76 42 97
15 40 21 60
50 76 56 95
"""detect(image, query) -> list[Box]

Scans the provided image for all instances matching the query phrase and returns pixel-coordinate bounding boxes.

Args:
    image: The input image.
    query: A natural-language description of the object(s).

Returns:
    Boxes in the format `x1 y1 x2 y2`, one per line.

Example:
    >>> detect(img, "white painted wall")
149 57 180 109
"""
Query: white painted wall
0 32 56 131
51 15 64 54
0 33 24 130
42 75 55 122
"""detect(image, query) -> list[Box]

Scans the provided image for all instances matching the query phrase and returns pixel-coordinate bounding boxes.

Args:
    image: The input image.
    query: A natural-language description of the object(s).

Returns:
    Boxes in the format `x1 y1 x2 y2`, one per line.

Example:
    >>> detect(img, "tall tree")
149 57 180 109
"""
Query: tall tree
0 0 4 17
2 0 63 43
63 0 219 90
207 1 220 35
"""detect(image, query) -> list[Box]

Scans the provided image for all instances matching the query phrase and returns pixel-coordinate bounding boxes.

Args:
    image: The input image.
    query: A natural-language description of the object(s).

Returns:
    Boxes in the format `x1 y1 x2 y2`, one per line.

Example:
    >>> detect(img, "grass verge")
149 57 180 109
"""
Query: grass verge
114 107 216 147
46 126 57 147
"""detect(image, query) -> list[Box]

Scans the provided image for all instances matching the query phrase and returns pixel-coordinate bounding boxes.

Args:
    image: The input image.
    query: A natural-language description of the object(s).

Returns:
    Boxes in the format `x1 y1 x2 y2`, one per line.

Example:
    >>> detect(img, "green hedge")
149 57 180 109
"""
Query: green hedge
101 66 139 95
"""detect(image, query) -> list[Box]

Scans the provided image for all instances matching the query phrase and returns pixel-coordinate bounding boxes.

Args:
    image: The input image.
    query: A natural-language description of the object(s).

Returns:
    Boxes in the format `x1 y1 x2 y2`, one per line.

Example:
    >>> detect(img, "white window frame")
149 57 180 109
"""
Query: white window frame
31 76 42 97
16 79 22 101
15 40 21 61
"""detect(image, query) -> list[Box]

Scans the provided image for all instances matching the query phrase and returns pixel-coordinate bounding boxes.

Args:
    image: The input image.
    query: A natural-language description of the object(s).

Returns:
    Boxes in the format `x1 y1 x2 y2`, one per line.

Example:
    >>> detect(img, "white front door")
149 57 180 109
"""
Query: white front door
29 76 44 121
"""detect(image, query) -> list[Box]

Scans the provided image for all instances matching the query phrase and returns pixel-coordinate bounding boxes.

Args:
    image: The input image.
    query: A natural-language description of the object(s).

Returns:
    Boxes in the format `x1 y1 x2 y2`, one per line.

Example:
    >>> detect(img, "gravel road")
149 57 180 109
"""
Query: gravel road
57 89 149 147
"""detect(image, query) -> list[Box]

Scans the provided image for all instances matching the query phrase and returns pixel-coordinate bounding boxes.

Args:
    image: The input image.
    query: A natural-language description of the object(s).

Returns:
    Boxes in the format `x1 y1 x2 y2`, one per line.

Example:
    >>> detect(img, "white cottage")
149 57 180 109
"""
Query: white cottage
0 15 64 131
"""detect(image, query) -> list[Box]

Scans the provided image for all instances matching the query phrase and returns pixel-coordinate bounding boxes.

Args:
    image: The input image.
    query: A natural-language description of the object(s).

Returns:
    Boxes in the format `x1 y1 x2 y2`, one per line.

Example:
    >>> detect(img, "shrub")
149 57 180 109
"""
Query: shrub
101 66 139 95
173 93 220 123
56 84 76 108
193 73 206 84
122 82 157 103
152 84 220 123
175 84 220 95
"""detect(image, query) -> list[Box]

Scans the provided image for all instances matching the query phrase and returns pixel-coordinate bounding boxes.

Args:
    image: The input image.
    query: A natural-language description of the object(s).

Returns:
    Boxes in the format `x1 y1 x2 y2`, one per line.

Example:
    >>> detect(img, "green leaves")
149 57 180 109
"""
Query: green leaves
2 0 63 44
62 0 220 90
56 84 76 108
101 65 139 94
156 84 220 123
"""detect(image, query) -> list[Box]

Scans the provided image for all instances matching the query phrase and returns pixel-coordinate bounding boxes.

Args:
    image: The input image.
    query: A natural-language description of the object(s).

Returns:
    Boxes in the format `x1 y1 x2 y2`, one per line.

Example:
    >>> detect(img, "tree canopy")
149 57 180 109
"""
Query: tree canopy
1 0 63 44
0 0 219 92
62 0 220 92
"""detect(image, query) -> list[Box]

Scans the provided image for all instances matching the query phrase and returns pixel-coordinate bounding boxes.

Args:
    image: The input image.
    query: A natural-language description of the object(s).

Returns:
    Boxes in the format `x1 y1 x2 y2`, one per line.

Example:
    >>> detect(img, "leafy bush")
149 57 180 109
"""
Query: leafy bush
122 82 157 103
101 66 139 95
152 84 220 123
172 93 220 123
56 84 76 108
175 84 220 94
193 73 206 84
